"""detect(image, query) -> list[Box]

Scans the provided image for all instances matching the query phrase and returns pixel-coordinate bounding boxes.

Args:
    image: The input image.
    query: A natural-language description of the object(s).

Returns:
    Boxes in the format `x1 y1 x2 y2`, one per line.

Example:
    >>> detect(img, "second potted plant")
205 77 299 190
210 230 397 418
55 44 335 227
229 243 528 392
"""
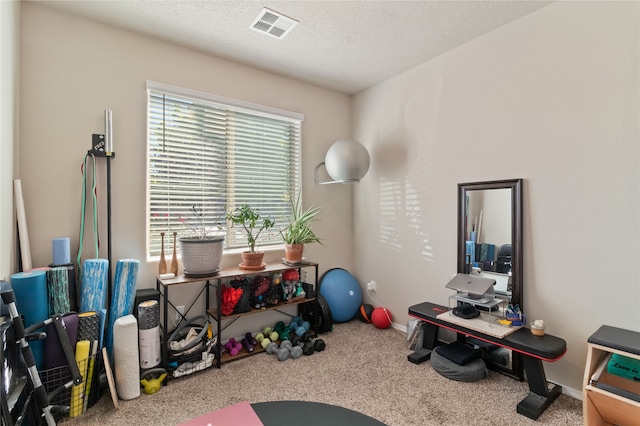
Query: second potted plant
226 204 275 270
280 192 323 263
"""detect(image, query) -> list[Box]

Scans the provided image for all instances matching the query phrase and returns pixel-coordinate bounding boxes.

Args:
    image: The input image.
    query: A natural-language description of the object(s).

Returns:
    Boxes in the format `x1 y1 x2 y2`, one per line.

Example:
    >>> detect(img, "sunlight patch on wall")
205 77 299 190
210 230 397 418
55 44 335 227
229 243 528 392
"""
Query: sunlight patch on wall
378 179 434 261
373 66 442 262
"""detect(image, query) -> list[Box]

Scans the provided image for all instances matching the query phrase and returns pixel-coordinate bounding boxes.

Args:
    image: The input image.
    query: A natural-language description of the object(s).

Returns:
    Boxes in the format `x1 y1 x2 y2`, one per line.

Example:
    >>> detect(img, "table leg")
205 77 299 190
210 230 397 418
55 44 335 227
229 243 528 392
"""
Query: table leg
516 355 562 420
163 284 169 373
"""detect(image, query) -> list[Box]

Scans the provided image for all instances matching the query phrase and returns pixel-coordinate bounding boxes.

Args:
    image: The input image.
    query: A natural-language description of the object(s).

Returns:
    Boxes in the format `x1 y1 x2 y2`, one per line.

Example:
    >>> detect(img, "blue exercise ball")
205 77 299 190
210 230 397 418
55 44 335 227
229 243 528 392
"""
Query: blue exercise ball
319 268 363 323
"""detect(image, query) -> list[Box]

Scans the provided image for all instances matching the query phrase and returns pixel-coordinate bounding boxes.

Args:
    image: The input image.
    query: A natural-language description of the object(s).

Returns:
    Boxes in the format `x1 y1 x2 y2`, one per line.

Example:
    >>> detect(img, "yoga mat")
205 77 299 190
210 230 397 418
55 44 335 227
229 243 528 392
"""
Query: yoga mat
113 315 140 400
138 300 161 369
179 401 263 426
43 313 78 370
479 243 496 263
98 308 107 349
106 259 140 362
83 340 99 414
11 270 48 369
52 237 71 266
80 259 109 313
14 179 32 271
47 263 78 313
46 267 71 315
69 340 90 418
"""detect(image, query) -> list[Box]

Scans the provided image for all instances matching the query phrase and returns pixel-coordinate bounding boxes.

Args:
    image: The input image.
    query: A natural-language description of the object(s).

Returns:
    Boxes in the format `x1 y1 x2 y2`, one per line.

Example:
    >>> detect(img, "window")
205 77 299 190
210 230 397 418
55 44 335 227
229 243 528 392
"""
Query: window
147 82 303 257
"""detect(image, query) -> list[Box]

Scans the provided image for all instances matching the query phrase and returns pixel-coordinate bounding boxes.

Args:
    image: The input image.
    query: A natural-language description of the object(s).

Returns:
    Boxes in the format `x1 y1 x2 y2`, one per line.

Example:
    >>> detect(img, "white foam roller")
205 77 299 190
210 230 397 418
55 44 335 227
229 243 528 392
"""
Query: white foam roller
113 315 140 400
138 300 160 369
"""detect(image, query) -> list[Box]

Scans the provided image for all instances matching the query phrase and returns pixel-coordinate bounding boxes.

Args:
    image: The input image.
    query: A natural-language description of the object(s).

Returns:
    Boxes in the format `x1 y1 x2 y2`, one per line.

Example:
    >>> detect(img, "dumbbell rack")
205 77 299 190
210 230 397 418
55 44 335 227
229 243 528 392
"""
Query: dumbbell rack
206 261 319 368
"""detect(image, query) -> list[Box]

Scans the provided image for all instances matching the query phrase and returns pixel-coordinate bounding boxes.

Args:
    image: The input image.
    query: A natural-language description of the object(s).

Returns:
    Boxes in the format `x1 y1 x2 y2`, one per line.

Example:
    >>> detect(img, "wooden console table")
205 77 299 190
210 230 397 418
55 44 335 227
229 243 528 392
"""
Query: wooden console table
409 301 567 420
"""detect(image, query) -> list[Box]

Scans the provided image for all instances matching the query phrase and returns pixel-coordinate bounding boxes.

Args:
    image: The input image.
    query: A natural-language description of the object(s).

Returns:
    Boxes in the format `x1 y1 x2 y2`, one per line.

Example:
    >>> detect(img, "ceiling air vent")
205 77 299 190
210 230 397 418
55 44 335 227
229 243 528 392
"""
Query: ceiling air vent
250 7 298 40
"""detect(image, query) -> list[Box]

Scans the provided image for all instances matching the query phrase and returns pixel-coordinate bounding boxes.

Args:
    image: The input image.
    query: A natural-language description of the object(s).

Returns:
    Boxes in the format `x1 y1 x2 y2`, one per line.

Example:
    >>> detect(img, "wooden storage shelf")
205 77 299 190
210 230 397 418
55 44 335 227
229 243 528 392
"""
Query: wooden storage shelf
157 260 318 378
207 296 315 319
209 262 318 369
583 326 640 426
219 344 267 364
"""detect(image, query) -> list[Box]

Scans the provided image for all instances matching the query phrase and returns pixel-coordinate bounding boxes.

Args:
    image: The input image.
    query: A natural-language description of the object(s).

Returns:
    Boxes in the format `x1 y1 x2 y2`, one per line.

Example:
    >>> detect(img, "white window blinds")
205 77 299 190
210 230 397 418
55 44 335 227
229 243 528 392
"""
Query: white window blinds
147 82 303 257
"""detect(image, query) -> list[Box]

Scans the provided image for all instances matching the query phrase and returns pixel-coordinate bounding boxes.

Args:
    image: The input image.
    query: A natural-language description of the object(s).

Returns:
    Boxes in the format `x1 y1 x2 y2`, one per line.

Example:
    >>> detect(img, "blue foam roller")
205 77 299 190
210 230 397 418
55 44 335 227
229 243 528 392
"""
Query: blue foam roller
11 270 49 369
319 268 363 323
80 259 109 313
106 259 140 361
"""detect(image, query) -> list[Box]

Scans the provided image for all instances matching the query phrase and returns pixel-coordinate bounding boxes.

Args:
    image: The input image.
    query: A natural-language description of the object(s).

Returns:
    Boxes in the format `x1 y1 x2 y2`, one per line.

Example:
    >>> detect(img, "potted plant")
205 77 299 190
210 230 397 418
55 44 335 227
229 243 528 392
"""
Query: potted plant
280 192 323 263
226 204 275 269
178 205 224 277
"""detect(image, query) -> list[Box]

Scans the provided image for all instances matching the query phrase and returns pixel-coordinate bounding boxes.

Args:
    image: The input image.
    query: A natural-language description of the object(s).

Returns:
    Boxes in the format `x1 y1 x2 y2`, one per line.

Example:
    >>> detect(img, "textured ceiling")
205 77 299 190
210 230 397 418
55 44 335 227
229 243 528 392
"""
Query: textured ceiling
31 0 554 95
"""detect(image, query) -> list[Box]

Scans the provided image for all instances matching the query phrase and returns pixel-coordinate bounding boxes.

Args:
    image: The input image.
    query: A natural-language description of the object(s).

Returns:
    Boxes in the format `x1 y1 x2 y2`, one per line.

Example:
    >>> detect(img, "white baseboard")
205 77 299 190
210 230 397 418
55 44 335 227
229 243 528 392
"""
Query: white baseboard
559 385 582 401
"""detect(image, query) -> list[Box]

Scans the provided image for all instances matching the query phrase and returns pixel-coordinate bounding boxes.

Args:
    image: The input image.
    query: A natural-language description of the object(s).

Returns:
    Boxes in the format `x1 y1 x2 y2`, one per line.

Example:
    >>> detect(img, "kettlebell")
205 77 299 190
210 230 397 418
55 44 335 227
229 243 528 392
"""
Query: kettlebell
140 372 167 394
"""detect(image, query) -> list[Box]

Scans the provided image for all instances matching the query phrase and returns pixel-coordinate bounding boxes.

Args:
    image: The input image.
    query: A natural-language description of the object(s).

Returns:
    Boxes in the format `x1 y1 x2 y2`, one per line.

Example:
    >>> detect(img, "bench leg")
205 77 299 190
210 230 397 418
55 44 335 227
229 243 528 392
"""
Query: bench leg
420 321 439 350
407 322 439 364
516 356 562 420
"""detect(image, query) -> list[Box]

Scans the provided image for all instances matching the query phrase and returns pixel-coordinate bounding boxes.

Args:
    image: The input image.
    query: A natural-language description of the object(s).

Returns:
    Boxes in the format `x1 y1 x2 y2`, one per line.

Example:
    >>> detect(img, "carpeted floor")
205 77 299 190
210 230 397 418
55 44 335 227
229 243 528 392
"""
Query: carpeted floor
60 320 583 425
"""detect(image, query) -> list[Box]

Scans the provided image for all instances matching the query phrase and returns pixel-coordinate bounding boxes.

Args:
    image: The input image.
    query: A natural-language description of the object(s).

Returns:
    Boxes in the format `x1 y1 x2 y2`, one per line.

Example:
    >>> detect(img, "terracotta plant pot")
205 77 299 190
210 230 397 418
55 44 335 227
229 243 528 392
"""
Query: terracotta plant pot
284 243 304 263
240 251 265 269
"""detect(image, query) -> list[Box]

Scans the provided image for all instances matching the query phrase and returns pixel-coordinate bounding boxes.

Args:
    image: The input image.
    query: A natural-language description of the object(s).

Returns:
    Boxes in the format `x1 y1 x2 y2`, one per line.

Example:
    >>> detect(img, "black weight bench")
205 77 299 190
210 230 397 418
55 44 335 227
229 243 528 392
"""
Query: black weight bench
408 301 567 420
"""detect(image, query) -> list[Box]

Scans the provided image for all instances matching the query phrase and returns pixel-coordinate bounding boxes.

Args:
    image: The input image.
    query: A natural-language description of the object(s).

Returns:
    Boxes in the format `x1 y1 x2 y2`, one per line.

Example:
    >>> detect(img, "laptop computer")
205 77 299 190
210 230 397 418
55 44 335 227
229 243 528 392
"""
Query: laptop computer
445 273 496 303
478 271 510 296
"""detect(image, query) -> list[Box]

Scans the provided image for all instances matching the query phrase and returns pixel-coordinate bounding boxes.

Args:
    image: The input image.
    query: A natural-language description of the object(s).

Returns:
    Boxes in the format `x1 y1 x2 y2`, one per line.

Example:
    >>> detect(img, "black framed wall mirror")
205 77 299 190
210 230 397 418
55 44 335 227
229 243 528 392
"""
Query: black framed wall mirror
456 178 524 380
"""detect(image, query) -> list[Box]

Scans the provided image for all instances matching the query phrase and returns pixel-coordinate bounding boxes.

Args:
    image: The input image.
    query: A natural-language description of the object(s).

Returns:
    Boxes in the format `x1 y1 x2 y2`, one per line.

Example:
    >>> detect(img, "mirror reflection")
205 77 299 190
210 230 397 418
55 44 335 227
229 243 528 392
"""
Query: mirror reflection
464 188 512 299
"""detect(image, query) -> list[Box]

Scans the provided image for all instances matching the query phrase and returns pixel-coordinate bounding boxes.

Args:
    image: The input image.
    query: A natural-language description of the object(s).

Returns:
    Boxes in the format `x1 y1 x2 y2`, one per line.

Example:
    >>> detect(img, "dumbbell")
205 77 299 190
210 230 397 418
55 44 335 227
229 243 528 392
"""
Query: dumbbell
314 339 326 352
241 332 257 352
263 327 279 342
280 339 303 359
286 318 310 338
224 338 243 356
294 321 310 337
274 321 291 341
291 329 314 346
280 327 291 341
302 338 326 356
289 317 302 332
265 341 289 361
255 333 271 349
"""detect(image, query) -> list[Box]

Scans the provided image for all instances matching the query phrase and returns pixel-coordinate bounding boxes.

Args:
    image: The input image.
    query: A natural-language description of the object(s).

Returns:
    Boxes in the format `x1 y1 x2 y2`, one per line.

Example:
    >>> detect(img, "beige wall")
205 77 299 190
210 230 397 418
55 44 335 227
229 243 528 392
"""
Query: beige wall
18 3 354 316
0 0 20 281
14 0 640 396
352 0 639 393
